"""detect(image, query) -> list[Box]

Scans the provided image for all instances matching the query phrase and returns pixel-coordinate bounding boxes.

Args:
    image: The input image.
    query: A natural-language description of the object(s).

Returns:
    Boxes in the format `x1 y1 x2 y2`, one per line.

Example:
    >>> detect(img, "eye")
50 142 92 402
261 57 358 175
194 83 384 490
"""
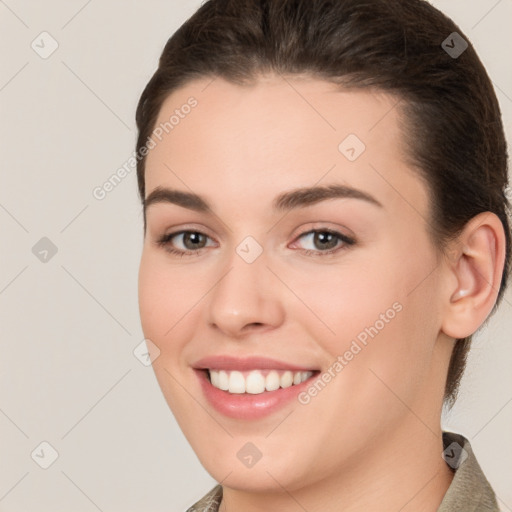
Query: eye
156 230 216 256
155 227 355 258
291 229 355 256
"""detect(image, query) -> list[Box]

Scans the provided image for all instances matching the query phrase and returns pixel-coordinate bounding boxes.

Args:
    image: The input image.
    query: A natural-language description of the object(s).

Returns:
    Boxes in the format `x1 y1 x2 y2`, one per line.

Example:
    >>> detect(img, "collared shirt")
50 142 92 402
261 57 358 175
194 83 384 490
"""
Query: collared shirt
186 432 499 511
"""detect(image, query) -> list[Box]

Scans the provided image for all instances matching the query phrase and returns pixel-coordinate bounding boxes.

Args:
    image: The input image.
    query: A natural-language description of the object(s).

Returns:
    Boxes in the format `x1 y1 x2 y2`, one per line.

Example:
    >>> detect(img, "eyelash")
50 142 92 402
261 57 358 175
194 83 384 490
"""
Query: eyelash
155 228 356 258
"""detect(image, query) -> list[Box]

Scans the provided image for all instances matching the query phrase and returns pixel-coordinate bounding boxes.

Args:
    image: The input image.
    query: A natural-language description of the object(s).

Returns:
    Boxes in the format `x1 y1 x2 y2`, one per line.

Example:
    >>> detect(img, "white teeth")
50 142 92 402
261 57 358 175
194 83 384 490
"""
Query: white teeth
210 369 220 388
246 371 266 394
280 370 293 388
266 370 280 391
229 371 245 393
208 369 314 394
218 370 229 391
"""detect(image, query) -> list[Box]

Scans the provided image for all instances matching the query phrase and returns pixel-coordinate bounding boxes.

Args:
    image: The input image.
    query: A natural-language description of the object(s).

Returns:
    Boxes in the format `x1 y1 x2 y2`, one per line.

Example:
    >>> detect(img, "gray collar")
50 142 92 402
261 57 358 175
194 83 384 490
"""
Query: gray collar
437 431 499 511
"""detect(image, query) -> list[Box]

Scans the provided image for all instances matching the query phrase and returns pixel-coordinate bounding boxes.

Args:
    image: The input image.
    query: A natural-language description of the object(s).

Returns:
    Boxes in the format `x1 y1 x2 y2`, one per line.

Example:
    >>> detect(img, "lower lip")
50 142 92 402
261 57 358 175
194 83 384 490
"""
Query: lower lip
194 369 318 420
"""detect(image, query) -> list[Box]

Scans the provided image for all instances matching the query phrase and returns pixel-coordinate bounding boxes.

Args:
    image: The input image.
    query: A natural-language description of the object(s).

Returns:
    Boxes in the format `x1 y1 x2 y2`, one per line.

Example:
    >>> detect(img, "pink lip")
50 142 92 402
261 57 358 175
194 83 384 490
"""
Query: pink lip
192 355 318 372
193 366 320 420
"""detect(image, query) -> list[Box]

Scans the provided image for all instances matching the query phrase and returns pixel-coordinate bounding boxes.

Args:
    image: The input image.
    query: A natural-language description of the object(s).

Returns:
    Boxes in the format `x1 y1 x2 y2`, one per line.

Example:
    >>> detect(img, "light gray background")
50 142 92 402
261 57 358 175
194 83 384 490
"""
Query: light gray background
1 1 511 510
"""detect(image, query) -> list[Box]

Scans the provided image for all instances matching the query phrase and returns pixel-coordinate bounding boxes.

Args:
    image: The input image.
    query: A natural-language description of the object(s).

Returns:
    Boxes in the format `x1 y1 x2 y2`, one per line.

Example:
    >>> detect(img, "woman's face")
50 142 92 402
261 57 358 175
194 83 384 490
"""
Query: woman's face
138 75 453 491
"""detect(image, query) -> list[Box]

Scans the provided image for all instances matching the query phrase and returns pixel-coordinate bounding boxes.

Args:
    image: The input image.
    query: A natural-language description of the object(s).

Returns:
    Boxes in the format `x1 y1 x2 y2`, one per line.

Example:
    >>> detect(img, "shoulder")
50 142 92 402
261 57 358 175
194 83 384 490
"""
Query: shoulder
186 484 223 512
438 431 499 512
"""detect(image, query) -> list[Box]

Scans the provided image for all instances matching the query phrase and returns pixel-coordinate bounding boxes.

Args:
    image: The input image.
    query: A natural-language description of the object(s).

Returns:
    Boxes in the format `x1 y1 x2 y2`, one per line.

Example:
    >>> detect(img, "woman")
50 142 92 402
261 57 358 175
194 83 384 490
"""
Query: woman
136 0 510 510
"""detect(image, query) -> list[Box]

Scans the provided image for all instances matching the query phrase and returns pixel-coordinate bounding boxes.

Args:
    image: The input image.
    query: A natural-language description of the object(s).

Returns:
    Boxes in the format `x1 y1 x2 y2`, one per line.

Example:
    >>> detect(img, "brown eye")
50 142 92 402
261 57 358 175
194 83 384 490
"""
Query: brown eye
311 231 339 251
156 230 215 256
294 229 355 255
181 232 208 250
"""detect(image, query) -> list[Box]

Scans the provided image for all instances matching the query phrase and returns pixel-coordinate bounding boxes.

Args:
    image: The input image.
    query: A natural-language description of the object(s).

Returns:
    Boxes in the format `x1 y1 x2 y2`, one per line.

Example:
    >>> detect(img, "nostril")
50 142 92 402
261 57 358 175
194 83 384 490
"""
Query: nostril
245 322 263 329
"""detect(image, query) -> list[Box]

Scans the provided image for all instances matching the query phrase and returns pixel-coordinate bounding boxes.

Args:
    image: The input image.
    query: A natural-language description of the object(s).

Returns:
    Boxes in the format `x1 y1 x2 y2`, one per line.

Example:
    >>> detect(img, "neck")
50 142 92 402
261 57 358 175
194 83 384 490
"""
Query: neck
219 418 454 512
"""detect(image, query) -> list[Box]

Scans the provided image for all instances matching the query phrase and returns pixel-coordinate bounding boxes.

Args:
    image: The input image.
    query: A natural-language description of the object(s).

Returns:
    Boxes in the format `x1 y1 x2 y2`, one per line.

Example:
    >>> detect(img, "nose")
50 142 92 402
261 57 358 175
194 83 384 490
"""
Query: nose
205 246 285 338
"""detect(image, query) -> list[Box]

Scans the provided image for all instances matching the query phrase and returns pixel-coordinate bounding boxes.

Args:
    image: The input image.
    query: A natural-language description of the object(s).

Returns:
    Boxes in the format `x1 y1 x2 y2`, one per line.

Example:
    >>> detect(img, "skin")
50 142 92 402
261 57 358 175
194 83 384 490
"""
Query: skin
138 75 506 512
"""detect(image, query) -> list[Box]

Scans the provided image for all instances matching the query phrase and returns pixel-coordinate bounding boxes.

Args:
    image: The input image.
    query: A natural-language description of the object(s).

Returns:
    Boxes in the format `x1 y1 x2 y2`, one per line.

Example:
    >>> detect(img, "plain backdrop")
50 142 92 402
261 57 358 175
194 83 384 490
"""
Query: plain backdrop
1 1 511 510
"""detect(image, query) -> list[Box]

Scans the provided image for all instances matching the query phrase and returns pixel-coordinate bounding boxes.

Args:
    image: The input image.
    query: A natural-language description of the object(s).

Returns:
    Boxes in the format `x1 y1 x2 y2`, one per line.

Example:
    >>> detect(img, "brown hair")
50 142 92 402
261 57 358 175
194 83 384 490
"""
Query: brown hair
135 0 511 406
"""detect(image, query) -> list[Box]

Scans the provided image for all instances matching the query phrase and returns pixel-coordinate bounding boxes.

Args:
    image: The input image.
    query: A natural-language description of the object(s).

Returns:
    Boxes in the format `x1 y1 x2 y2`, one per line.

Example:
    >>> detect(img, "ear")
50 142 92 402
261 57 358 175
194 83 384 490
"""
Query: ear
441 212 507 339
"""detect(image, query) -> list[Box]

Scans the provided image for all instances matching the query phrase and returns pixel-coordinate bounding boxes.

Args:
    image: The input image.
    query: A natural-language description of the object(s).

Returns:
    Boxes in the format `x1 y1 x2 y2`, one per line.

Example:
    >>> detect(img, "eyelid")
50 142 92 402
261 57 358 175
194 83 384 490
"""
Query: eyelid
289 222 355 243
289 227 355 252
155 228 218 250
170 231 217 247
155 224 356 260
156 223 218 241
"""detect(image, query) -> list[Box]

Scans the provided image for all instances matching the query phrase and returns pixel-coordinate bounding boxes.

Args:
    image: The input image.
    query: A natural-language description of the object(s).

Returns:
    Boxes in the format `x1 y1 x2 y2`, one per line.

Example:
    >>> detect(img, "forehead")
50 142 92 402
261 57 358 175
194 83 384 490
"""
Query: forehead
144 75 428 218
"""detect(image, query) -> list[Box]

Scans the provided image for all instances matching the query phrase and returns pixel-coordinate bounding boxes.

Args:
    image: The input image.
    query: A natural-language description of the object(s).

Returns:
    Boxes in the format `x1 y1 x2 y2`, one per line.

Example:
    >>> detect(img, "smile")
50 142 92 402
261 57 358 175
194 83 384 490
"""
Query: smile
207 369 315 394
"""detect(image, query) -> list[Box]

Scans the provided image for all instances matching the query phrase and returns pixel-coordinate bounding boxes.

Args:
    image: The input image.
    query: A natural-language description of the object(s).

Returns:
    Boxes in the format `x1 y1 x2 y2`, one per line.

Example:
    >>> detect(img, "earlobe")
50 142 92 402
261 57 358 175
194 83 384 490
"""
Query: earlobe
441 212 506 339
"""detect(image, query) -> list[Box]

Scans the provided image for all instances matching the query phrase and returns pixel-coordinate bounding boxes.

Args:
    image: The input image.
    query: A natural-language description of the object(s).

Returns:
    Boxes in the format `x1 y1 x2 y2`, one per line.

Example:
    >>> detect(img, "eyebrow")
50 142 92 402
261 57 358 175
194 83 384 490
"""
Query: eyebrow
144 183 383 215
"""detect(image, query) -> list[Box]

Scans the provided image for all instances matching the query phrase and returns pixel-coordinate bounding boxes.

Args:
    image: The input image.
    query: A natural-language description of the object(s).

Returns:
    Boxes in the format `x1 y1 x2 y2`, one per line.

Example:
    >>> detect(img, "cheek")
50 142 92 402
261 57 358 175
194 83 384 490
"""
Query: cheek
139 251 191 324
138 252 166 339
138 250 189 351
279 254 439 456
138 250 198 415
286 239 438 385
274 251 408 352
138 249 217 371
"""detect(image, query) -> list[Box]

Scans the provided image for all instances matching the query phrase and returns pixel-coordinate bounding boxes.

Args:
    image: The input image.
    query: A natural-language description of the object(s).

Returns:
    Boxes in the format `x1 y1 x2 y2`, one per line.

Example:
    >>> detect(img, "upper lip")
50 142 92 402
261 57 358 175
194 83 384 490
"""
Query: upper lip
192 355 319 372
